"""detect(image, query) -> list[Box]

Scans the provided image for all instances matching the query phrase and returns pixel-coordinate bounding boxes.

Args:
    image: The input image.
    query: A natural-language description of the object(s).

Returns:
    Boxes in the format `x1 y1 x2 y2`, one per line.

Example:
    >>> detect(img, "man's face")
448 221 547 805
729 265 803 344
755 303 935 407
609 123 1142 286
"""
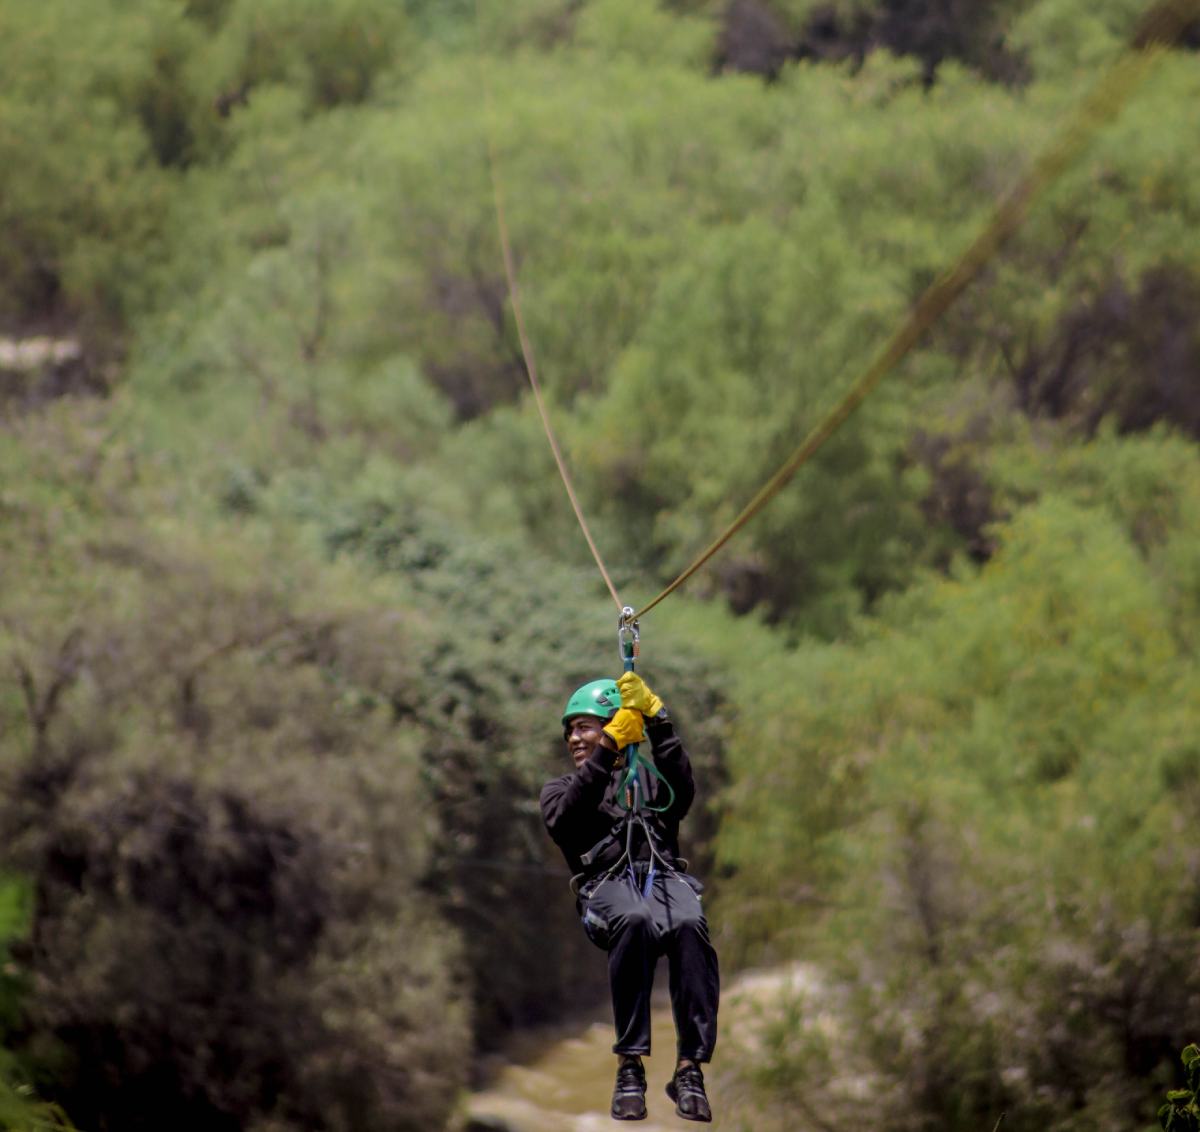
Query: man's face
564 715 607 769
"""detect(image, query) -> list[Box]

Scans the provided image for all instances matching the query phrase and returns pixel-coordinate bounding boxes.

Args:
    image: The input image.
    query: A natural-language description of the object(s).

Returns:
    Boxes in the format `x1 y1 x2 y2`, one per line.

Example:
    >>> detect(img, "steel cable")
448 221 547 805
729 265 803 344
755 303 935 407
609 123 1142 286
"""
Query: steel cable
475 20 624 610
633 0 1198 618
474 0 1199 622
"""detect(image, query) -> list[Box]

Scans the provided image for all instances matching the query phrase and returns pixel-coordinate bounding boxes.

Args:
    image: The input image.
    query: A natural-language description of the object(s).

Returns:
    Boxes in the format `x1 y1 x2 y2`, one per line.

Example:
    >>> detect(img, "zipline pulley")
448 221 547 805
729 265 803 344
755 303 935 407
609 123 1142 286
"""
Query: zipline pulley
618 606 639 674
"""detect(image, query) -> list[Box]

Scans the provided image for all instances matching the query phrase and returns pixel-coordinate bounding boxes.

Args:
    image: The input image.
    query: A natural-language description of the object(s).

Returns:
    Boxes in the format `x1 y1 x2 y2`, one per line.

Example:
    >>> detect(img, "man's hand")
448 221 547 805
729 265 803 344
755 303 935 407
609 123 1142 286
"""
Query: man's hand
603 707 646 750
617 672 665 719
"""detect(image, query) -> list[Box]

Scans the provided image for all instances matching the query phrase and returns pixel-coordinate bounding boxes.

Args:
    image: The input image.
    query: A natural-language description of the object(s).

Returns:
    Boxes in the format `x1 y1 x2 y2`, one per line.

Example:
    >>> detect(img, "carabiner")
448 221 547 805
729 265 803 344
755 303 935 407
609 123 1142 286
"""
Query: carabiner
618 606 639 673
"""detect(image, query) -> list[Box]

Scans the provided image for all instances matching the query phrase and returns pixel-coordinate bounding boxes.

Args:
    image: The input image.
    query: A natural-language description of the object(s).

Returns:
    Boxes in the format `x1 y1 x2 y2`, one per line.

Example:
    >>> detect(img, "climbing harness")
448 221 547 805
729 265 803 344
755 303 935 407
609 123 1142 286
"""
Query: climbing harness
577 803 681 903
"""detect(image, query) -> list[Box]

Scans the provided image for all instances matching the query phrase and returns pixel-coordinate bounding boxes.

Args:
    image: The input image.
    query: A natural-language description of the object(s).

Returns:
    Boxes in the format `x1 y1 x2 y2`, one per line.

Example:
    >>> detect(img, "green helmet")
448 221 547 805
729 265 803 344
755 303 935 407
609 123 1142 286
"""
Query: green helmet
561 678 621 732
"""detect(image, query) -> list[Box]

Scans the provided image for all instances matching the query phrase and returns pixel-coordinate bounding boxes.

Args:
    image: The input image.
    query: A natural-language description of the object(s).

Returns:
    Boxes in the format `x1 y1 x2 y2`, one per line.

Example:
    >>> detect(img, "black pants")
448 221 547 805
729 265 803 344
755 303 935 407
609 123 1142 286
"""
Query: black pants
580 867 719 1062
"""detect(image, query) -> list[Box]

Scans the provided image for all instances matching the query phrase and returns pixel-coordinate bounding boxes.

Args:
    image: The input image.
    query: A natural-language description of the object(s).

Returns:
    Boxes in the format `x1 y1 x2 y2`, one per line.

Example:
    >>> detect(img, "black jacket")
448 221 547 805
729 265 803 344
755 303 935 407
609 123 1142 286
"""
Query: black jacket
540 717 696 878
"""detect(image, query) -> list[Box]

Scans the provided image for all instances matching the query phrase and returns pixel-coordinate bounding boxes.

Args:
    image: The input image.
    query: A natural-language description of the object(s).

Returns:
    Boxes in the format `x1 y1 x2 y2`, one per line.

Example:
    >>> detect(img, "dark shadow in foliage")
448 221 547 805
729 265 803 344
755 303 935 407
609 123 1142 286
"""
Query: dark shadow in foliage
1007 264 1200 442
792 2 874 69
873 0 1027 85
910 424 999 567
424 256 531 421
716 0 793 79
3 773 329 1132
1158 1044 1200 1131
218 1 410 115
185 0 236 29
777 0 1029 86
712 554 802 619
137 59 198 168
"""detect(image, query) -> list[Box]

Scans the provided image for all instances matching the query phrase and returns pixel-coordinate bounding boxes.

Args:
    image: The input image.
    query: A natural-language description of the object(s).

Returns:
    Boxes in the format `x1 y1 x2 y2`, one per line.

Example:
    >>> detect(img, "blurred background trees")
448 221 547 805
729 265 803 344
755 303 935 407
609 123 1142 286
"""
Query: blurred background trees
1 0 1198 1128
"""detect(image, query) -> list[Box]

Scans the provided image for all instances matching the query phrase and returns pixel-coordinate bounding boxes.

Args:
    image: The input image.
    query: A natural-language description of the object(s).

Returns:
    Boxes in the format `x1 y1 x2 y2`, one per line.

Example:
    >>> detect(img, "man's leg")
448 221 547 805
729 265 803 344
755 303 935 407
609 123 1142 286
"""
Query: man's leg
647 873 719 1123
582 875 660 1056
650 873 719 1064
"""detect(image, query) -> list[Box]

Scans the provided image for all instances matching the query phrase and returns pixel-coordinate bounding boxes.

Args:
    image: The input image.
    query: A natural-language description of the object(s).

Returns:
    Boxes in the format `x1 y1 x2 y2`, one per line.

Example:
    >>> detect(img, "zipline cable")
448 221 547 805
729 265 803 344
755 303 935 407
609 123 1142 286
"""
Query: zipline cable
633 0 1199 620
476 0 1197 622
476 29 624 611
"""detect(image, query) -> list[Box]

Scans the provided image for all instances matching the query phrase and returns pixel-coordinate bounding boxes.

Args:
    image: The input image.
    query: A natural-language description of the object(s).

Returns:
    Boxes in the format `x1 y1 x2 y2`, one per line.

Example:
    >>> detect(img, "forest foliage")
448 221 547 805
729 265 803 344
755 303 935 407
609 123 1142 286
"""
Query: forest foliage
1 0 1198 1129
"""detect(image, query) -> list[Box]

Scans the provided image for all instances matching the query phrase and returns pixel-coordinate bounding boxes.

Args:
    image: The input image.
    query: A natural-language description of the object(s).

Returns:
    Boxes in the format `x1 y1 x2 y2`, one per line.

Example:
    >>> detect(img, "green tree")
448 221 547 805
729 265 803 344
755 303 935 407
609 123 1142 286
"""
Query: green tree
717 479 1200 1130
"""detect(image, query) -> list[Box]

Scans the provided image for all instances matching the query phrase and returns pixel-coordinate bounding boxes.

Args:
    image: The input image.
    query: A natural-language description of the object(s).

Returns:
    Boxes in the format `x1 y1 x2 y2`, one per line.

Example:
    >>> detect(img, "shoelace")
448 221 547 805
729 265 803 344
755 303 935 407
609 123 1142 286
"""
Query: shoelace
616 1062 646 1094
673 1064 706 1097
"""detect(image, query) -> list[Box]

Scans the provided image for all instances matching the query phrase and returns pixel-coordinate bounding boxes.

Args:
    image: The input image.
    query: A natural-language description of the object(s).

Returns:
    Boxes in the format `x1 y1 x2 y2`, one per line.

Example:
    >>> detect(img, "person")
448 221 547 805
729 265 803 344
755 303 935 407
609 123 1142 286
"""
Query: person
540 671 719 1123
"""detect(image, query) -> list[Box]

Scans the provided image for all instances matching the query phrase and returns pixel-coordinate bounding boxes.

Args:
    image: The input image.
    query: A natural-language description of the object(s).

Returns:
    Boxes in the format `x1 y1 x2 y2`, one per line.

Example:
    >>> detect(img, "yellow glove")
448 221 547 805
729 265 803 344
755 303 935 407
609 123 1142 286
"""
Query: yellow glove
617 672 664 719
603 708 646 750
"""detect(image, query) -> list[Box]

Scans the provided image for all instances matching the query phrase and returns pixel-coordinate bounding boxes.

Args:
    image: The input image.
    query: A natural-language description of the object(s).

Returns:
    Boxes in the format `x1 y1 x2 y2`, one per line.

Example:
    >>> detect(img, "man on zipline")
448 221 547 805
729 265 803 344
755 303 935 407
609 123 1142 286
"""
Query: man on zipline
540 671 719 1122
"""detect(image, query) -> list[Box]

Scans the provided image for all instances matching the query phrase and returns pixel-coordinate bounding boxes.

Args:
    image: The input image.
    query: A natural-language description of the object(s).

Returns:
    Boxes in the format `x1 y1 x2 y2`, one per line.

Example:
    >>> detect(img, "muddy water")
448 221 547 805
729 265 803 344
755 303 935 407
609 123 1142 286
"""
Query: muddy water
464 964 823 1132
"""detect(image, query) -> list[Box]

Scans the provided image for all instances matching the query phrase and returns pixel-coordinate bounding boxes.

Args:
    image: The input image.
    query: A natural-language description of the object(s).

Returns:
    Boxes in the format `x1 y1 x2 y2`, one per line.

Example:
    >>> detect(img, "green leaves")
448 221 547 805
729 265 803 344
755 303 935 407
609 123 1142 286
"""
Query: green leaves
1159 1046 1200 1131
1160 1105 1199 1132
716 476 1200 1127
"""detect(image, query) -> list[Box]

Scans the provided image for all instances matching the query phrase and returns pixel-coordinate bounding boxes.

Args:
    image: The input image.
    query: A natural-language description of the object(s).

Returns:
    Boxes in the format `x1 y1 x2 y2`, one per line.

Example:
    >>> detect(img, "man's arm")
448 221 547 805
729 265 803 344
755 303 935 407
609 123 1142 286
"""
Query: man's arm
647 717 695 822
616 672 696 823
540 742 619 845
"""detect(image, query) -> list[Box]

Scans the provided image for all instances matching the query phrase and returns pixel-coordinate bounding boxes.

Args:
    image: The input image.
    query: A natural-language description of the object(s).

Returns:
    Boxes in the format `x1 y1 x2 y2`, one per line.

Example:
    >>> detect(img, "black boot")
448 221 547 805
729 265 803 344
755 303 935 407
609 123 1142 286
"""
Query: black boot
666 1061 712 1123
611 1055 647 1121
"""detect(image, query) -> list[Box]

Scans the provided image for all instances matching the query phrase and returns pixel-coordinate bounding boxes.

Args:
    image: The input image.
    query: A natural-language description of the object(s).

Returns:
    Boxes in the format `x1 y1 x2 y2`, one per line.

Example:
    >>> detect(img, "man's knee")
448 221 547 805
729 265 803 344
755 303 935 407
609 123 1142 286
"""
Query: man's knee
672 906 709 938
663 884 710 940
615 900 657 938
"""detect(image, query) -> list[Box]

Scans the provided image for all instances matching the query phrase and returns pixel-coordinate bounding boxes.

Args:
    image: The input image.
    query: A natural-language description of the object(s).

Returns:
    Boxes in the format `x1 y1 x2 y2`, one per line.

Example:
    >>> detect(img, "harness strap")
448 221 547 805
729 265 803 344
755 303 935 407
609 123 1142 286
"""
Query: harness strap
580 823 626 869
617 751 676 813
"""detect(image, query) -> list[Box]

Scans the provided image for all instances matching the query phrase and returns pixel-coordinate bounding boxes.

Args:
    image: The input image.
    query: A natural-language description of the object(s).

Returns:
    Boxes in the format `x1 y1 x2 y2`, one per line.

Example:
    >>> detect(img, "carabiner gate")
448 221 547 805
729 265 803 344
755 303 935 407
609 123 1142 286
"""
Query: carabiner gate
618 606 639 672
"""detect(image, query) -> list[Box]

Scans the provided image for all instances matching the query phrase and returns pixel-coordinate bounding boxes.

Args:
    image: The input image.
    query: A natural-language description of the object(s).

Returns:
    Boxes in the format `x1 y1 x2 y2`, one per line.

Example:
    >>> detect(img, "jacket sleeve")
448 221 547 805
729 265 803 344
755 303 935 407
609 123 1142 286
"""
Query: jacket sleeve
647 717 695 823
540 745 619 846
